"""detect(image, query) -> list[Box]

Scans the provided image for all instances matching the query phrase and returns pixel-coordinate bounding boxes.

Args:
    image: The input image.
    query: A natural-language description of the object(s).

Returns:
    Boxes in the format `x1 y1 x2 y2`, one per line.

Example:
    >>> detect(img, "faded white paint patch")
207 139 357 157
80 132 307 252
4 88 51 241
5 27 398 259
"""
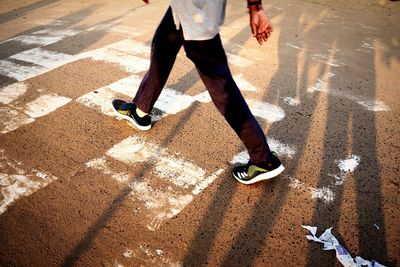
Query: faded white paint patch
123 249 134 259
268 138 297 159
311 54 341 67
307 79 390 111
286 43 301 50
107 136 164 164
7 29 81 46
193 91 212 103
10 47 73 68
338 155 360 173
85 48 149 73
356 100 390 112
330 155 361 186
154 88 195 115
230 151 249 165
0 82 28 104
132 245 182 267
155 156 207 189
86 157 130 183
233 74 258 92
247 99 285 123
307 79 326 93
230 138 296 164
281 96 300 106
77 87 120 116
286 176 335 204
192 169 224 195
0 59 46 81
310 187 335 203
23 94 71 118
0 151 58 215
226 53 253 67
107 75 141 96
129 180 193 231
0 107 35 134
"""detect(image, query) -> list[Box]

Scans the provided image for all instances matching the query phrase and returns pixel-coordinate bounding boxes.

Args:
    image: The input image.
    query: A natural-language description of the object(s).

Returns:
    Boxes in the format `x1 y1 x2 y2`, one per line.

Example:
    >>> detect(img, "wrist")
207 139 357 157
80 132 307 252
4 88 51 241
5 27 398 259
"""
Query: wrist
247 0 263 10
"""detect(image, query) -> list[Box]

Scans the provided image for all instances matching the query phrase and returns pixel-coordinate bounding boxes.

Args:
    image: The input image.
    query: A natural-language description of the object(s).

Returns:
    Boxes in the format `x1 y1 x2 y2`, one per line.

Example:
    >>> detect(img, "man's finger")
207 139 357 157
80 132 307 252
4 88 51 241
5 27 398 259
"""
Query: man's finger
250 23 257 36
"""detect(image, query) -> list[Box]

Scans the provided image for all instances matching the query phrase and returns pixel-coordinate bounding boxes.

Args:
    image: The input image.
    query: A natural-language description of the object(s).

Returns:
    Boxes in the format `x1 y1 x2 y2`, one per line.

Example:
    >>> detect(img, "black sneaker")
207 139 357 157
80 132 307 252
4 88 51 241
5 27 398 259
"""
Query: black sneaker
232 152 285 184
112 99 151 131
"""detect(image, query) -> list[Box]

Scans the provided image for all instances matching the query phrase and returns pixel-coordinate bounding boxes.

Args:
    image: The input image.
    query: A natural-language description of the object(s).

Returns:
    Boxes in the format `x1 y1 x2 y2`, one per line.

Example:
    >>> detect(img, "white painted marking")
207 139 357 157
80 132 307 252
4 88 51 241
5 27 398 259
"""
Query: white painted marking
107 136 164 164
105 39 151 57
226 53 253 67
281 96 300 106
129 180 194 231
286 43 301 50
123 249 134 259
6 29 81 46
10 47 73 68
192 169 224 195
86 136 225 230
311 54 341 67
107 75 142 96
0 60 46 81
247 99 285 122
129 245 182 267
0 82 28 104
230 138 296 165
329 155 361 186
77 86 121 117
286 175 335 204
154 88 195 115
337 155 360 173
155 156 207 189
0 107 35 134
86 157 130 183
193 91 212 103
307 79 390 111
85 48 149 73
233 74 258 92
0 151 58 215
23 94 71 118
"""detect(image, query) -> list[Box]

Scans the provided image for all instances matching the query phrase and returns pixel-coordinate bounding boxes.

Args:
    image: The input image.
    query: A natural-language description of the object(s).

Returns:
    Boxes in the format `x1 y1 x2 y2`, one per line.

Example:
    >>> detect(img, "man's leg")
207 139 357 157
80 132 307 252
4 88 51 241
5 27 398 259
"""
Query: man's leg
133 7 183 113
183 35 271 165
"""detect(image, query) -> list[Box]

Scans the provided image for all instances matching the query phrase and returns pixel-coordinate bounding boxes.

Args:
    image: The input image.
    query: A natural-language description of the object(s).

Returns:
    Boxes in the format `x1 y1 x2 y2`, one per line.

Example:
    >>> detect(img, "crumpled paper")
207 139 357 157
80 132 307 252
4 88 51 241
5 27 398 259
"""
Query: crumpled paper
302 225 385 267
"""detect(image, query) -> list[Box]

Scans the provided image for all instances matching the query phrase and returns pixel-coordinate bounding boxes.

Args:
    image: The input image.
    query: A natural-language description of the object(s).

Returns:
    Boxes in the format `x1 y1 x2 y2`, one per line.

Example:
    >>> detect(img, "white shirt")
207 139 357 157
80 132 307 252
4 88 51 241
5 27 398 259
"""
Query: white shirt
170 0 227 41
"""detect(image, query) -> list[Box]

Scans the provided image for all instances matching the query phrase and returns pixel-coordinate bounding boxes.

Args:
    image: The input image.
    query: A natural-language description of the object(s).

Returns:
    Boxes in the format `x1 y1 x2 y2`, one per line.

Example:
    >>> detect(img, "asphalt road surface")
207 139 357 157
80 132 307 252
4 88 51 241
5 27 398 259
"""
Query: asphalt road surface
0 0 399 266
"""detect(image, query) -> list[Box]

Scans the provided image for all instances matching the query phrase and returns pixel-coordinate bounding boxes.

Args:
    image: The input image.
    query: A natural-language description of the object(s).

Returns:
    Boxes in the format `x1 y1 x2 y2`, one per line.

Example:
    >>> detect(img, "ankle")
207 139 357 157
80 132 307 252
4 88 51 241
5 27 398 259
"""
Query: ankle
136 107 148 118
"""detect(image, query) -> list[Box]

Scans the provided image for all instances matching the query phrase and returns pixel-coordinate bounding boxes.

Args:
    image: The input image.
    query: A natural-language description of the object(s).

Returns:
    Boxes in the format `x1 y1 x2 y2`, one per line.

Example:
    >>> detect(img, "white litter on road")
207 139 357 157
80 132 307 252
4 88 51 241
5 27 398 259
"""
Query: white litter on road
0 82 28 105
302 225 385 267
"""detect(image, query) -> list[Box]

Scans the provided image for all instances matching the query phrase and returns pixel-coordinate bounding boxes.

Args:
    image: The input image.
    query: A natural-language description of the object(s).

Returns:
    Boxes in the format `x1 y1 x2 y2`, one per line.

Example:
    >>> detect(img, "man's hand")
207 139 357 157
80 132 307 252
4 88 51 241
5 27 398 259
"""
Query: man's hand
249 6 273 45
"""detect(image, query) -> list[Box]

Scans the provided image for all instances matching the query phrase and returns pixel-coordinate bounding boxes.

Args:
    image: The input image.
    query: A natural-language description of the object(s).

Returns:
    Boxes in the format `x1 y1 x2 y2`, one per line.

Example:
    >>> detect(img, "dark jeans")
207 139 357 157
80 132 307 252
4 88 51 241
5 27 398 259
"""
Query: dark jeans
133 7 272 164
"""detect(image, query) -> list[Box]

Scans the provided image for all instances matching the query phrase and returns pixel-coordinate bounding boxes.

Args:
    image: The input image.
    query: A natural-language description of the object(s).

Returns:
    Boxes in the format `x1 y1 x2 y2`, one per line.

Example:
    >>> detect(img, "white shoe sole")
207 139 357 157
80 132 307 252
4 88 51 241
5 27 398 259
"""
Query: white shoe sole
112 105 151 131
233 164 285 185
